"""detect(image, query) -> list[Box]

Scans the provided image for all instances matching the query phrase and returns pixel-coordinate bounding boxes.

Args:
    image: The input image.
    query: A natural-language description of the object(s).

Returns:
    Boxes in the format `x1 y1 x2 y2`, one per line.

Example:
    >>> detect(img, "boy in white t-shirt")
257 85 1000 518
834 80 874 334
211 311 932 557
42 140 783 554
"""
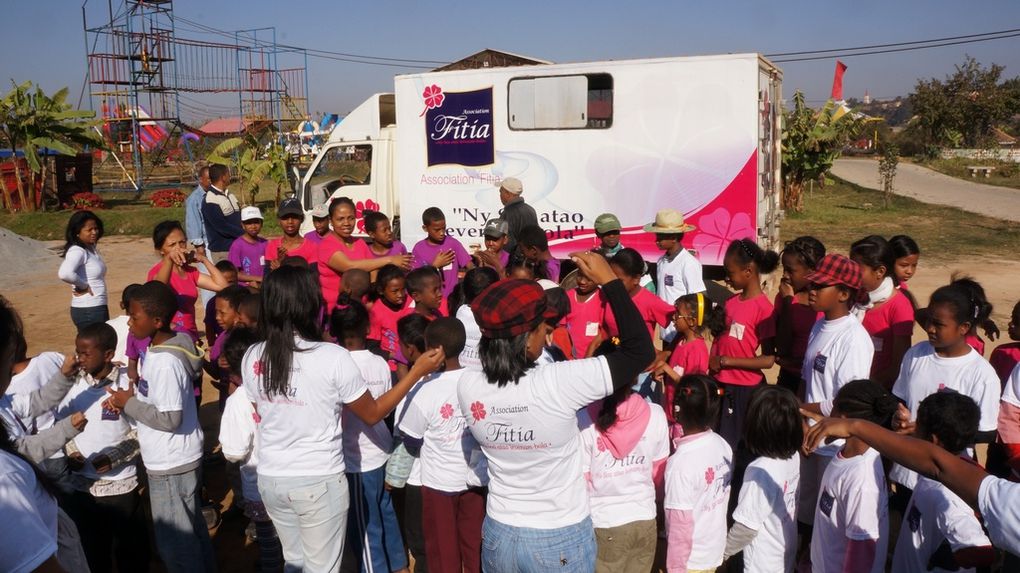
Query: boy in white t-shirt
798 254 873 532
810 380 896 573
329 300 407 573
723 385 802 572
56 323 148 573
644 209 705 342
399 317 487 573
892 392 995 573
105 281 214 573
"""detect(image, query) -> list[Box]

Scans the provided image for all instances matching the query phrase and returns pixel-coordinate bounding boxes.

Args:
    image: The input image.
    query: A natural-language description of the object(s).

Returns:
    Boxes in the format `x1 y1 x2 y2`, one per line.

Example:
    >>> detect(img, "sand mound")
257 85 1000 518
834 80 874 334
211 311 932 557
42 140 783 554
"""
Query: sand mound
0 227 61 290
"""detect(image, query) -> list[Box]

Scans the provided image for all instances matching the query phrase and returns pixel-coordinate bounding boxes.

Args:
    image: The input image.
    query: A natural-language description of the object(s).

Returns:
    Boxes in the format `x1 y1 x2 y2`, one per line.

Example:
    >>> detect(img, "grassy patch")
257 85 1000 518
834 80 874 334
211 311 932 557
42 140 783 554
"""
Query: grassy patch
782 178 1020 262
914 156 1020 190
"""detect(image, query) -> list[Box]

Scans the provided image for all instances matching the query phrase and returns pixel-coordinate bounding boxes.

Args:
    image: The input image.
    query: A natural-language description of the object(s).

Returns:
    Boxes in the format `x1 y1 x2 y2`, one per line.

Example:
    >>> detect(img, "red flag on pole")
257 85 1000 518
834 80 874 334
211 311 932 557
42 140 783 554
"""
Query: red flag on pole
831 60 848 101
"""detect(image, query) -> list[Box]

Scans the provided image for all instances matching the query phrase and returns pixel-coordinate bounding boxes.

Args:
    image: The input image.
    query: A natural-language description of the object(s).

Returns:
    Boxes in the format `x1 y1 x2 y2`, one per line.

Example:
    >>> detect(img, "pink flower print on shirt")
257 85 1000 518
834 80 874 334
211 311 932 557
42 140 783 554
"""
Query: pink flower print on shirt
705 466 716 485
420 85 445 117
596 436 607 452
252 360 264 376
440 403 454 420
470 401 486 422
692 207 756 263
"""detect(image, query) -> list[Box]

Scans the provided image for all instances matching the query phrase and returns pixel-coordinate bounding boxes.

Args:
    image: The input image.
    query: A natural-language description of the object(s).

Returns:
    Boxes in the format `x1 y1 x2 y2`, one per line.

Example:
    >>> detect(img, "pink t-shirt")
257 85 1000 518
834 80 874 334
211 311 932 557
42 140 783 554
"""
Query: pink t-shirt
565 289 604 359
665 338 710 425
773 293 821 377
711 293 775 386
966 333 986 357
602 287 674 341
265 237 318 264
861 289 915 378
317 234 373 312
368 298 414 357
147 262 200 338
990 342 1020 384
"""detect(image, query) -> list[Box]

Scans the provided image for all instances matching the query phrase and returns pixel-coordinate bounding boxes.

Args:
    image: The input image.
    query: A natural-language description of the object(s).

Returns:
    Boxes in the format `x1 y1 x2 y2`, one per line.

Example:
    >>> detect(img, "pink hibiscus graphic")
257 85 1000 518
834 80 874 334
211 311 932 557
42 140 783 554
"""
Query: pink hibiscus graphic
470 401 487 423
704 466 716 485
691 207 756 263
252 360 264 376
420 84 445 117
440 403 454 420
355 198 379 233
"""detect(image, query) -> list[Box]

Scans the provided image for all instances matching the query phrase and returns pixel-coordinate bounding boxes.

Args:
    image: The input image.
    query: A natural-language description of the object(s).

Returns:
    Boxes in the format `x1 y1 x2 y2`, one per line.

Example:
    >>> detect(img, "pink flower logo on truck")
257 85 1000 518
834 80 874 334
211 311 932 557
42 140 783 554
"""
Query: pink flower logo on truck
692 207 756 263
420 85 445 117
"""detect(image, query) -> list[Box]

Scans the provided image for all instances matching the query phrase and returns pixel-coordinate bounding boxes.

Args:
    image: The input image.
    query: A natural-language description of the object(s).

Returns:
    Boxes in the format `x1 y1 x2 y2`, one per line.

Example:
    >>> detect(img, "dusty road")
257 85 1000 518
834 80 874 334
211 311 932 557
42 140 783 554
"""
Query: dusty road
832 158 1020 222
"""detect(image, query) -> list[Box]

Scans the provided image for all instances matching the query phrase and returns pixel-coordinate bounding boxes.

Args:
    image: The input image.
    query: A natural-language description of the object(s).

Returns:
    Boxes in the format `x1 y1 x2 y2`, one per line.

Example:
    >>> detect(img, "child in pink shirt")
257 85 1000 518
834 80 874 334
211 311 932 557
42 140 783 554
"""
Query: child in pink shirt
850 235 914 388
773 236 825 395
654 293 716 434
564 267 604 359
600 248 674 340
368 265 413 367
710 238 778 449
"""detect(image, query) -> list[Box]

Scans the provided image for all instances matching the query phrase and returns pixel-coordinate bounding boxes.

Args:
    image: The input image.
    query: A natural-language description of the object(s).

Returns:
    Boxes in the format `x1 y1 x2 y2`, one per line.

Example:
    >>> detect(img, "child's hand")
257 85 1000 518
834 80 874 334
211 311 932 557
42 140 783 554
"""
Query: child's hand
430 250 456 269
60 353 81 378
69 412 88 431
778 277 794 298
390 254 413 270
708 355 724 374
800 409 853 453
569 251 615 285
410 347 445 377
72 285 94 297
105 386 135 410
892 403 915 434
92 453 113 474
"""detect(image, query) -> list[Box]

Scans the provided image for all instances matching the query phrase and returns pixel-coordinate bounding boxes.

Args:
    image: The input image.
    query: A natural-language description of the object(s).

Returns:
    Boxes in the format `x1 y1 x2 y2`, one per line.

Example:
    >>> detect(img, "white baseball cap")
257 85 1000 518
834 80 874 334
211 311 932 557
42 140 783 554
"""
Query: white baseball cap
241 206 263 221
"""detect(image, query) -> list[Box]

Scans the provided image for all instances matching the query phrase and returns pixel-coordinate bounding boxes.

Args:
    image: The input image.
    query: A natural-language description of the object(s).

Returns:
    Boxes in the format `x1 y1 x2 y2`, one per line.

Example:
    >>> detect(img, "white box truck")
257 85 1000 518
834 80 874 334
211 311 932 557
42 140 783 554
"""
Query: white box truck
295 53 782 266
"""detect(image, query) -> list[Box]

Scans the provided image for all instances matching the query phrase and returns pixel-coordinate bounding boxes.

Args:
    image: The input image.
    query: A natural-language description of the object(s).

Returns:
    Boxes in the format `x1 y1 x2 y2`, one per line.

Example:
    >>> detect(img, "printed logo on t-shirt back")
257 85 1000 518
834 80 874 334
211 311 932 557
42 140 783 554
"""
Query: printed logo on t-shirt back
819 490 835 517
440 403 454 420
470 401 486 422
813 353 828 374
907 505 922 532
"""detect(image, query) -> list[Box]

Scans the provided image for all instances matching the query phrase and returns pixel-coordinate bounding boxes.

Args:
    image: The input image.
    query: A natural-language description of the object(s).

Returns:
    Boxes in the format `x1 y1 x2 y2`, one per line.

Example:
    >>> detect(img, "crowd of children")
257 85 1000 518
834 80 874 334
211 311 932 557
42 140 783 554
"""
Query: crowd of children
3 197 1020 573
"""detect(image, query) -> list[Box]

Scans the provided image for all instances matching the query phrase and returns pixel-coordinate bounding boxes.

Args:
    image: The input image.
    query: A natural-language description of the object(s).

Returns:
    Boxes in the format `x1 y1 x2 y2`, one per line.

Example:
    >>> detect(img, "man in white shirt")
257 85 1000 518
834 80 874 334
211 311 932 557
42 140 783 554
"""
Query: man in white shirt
644 209 705 341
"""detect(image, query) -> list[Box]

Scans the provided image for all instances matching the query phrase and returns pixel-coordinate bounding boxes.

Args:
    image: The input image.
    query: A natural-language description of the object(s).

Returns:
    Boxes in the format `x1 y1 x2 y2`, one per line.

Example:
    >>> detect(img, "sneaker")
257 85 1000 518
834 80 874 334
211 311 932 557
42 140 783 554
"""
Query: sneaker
202 504 221 530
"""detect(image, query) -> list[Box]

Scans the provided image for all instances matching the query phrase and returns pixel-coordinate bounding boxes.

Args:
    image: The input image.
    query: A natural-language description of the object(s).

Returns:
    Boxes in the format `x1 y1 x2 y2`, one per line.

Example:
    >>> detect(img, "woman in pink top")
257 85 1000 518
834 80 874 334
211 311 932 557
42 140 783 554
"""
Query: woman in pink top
600 249 674 341
317 197 411 312
850 236 914 388
710 238 779 450
147 220 229 340
772 236 825 395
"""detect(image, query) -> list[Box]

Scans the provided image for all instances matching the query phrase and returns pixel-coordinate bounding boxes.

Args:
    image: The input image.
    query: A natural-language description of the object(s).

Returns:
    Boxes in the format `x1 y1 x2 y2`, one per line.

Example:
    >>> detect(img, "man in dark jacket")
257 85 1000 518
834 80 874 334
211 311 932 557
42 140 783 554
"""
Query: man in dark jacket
497 177 538 255
201 164 243 262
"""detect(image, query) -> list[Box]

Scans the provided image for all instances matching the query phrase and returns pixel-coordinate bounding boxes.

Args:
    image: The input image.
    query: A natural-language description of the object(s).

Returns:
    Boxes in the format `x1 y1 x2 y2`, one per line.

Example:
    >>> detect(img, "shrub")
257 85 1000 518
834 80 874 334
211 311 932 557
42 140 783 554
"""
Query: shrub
66 192 105 211
150 188 187 208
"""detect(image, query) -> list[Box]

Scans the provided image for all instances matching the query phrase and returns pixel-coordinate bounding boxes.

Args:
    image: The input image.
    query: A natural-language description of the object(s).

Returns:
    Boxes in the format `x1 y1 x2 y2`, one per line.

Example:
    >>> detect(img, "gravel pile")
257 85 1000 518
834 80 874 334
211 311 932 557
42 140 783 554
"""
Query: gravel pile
0 227 60 290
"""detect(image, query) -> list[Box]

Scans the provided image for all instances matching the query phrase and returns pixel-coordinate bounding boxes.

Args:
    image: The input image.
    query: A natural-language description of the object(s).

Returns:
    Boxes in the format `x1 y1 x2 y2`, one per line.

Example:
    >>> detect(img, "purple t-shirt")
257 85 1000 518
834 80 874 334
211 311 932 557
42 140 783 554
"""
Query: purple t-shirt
228 236 268 281
411 236 471 299
303 230 326 246
371 240 408 259
125 332 150 362
543 257 562 282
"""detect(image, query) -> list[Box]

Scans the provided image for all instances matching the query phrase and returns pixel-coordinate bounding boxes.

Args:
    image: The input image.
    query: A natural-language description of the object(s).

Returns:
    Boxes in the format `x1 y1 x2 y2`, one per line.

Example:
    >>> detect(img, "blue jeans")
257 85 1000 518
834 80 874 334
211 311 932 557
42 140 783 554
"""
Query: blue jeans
147 467 216 573
482 515 596 573
259 473 350 573
70 304 109 332
346 467 407 573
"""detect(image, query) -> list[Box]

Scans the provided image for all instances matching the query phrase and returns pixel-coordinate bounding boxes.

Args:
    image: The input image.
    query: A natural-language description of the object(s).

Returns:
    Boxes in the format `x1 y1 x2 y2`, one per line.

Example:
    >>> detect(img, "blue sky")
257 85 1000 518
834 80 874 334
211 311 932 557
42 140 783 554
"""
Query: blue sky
3 0 1020 119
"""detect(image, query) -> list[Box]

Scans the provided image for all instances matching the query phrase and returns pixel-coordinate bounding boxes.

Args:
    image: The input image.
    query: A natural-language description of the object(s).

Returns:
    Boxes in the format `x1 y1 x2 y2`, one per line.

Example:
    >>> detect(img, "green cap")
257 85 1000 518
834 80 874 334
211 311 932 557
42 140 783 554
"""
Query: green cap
594 213 622 234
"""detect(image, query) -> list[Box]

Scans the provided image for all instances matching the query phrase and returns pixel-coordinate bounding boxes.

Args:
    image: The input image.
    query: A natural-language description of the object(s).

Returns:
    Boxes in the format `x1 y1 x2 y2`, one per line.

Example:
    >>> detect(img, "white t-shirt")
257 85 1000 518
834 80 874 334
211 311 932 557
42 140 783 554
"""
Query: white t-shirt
0 451 58 573
243 338 367 477
890 343 1001 489
892 475 991 573
106 315 130 366
1003 362 1020 407
343 350 393 473
457 356 614 528
135 347 204 472
810 448 888 573
663 430 733 570
977 475 1020 555
220 388 260 504
802 315 874 456
456 305 483 371
579 404 669 529
731 454 800 573
399 369 485 492
55 367 136 482
657 248 705 341
8 352 64 435
58 245 108 307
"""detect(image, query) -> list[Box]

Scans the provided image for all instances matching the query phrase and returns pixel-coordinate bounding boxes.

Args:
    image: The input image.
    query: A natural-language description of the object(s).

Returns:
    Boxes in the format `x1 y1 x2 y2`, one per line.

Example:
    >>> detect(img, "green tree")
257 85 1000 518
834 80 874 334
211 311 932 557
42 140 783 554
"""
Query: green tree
878 141 899 209
781 91 865 212
909 56 1012 154
207 136 289 207
0 81 104 212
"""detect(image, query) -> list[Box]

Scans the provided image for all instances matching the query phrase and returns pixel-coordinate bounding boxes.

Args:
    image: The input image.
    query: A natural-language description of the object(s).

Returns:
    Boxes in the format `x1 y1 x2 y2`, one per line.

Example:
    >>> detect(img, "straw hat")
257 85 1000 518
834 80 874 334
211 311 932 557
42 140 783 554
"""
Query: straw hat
643 209 696 233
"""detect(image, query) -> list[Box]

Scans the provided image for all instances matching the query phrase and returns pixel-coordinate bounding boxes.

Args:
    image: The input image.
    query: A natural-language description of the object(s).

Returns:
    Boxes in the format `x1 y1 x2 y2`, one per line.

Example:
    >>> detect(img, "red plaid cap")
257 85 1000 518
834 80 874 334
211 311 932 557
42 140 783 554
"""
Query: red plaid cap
471 279 559 339
805 253 861 290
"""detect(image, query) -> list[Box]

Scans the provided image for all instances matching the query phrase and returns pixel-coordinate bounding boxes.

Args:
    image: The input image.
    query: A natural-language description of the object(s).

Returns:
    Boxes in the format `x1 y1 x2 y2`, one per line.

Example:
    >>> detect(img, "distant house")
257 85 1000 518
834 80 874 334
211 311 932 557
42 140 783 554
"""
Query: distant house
432 49 552 72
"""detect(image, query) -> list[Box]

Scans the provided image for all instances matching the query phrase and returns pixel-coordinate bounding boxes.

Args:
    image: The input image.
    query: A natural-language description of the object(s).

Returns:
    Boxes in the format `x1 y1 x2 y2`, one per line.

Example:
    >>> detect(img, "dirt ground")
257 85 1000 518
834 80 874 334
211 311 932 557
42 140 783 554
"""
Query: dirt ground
5 235 1020 572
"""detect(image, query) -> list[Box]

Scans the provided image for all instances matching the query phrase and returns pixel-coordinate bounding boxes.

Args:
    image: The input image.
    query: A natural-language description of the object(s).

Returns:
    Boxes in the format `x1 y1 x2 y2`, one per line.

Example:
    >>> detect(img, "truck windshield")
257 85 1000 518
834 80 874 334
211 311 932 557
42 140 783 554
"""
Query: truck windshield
306 144 372 206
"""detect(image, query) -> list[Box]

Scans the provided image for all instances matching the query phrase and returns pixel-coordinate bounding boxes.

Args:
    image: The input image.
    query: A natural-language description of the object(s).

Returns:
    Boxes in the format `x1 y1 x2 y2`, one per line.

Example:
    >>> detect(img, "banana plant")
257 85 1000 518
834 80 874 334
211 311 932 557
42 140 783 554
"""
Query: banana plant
207 136 289 207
